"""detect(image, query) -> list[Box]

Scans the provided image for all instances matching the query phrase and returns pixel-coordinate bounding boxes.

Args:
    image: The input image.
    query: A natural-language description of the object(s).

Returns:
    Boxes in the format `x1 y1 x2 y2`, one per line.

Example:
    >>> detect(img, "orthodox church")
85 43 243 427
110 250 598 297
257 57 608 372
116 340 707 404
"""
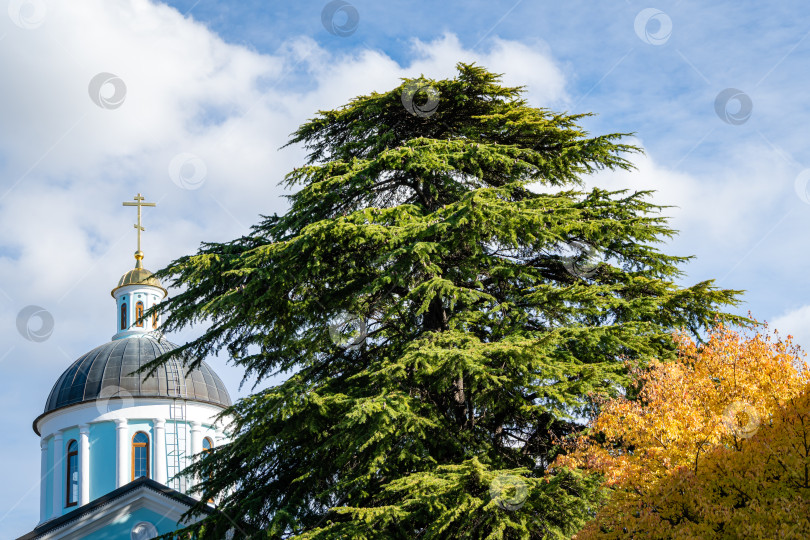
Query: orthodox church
17 195 232 540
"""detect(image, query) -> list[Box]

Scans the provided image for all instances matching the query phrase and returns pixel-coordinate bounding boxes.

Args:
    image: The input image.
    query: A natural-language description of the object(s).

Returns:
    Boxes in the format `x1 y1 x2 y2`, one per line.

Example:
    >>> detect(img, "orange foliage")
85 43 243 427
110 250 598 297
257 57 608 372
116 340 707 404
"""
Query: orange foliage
555 324 810 538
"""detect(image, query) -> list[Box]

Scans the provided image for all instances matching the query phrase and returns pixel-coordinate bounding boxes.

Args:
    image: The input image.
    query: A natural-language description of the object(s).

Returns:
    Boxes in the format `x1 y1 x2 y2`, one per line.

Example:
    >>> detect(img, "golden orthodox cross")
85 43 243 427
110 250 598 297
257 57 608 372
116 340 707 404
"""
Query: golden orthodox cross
122 193 156 264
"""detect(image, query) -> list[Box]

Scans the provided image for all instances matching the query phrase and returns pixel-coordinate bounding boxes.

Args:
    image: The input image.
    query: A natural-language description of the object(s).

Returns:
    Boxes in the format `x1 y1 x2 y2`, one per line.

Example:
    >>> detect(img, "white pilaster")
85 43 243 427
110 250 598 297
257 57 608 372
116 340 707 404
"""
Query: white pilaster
190 421 202 490
190 421 202 456
51 432 63 518
154 418 166 485
79 424 90 505
39 438 48 523
115 419 128 487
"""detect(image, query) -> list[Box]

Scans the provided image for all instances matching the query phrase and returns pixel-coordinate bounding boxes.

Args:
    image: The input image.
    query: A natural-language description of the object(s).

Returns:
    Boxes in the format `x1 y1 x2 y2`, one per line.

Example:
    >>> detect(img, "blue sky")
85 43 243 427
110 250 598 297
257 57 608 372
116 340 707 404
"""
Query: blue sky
1 0 810 535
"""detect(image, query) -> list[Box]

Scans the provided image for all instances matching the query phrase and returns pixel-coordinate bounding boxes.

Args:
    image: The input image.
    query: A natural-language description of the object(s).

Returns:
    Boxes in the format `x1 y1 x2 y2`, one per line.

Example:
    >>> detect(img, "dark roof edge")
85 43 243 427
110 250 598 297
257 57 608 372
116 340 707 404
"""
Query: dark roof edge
15 477 212 540
32 396 230 436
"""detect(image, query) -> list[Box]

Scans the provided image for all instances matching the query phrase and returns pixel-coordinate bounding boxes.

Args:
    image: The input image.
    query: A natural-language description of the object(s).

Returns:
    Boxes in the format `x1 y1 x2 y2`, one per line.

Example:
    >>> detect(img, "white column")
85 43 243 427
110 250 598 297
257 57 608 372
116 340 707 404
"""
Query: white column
51 432 63 518
39 438 48 523
79 424 90 505
190 421 202 456
115 419 128 487
189 421 202 490
154 418 166 485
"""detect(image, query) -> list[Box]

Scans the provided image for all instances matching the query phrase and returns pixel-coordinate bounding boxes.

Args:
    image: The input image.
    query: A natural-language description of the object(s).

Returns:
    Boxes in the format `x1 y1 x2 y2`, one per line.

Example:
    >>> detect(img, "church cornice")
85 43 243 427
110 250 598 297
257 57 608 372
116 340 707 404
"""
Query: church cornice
32 396 230 436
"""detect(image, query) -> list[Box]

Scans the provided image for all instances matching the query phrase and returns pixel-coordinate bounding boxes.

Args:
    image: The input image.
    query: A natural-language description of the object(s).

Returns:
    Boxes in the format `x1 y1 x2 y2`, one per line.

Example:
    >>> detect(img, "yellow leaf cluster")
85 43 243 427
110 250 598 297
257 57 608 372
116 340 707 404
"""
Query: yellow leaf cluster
555 324 810 538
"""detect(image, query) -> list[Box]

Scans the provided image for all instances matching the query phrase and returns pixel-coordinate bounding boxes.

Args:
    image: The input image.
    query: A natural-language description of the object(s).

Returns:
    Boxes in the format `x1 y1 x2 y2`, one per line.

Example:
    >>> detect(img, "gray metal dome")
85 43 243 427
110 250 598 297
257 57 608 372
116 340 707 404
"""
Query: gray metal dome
42 333 232 416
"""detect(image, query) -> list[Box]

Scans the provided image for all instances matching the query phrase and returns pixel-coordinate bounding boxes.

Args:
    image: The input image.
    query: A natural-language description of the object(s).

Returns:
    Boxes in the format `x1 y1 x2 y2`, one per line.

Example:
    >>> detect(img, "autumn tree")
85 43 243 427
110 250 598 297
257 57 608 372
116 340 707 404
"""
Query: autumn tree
559 324 810 538
149 64 742 538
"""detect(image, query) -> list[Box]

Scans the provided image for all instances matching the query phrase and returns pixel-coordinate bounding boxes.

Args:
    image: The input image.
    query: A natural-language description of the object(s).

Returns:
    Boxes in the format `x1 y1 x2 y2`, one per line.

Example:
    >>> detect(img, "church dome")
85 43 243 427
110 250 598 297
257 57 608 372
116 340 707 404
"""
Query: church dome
38 334 231 431
111 266 167 297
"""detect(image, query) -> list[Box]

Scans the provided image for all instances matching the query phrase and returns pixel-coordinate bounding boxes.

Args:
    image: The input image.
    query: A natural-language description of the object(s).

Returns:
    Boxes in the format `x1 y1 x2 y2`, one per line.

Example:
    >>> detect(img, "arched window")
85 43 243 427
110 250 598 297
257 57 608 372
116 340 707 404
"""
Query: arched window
120 303 127 330
202 437 214 503
135 301 144 327
66 440 78 507
132 432 150 480
152 310 158 329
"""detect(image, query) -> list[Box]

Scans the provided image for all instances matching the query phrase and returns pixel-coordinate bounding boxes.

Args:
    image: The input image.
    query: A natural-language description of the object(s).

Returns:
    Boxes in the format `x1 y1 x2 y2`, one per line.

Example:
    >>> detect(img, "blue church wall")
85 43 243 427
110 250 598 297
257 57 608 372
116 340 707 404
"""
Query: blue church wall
200 424 221 459
128 420 154 438
41 417 223 519
36 409 227 527
90 422 116 500
61 428 78 446
202 425 218 442
80 506 185 540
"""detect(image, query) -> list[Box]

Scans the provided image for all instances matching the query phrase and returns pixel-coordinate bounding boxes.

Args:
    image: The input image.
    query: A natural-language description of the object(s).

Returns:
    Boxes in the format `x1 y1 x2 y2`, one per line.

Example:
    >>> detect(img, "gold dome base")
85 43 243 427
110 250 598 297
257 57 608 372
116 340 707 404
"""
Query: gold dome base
111 267 167 298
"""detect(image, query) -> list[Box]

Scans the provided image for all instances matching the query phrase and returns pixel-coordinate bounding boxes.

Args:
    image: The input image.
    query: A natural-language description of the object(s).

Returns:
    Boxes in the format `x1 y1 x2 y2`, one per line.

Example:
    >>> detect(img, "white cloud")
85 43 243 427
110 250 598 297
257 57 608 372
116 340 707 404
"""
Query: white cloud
407 34 568 106
582 139 794 251
771 305 810 354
